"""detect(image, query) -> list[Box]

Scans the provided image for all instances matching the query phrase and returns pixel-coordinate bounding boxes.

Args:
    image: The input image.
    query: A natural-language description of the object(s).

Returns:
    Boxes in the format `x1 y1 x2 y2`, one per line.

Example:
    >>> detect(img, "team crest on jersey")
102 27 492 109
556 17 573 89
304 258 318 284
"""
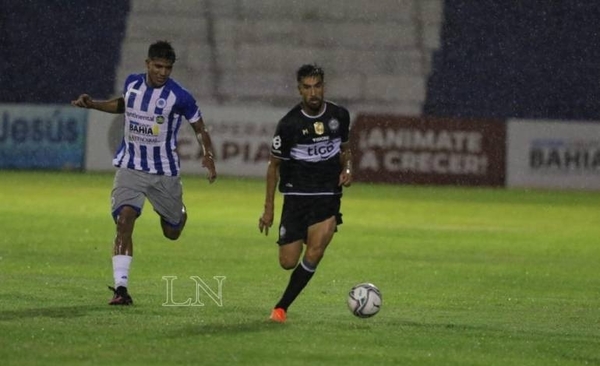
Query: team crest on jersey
313 122 325 135
156 116 165 124
328 118 339 131
156 98 167 108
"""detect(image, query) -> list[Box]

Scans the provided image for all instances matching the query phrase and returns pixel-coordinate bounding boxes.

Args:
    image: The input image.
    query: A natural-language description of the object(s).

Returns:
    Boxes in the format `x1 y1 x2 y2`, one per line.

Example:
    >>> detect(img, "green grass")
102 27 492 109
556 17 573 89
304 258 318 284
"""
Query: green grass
1 170 599 366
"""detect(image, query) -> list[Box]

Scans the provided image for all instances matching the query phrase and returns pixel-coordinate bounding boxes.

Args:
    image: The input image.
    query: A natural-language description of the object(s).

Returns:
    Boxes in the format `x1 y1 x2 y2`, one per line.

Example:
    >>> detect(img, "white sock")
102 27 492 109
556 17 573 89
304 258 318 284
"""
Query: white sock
112 255 132 288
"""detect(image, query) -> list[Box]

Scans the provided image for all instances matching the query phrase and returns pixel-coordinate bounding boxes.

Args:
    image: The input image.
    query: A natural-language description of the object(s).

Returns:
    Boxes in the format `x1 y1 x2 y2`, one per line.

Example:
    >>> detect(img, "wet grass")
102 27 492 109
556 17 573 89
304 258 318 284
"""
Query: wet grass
0 170 599 366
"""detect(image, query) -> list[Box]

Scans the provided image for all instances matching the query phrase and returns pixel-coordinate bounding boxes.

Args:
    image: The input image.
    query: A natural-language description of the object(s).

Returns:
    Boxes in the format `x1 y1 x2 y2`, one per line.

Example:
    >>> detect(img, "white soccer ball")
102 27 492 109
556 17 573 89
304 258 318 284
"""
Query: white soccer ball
347 283 382 318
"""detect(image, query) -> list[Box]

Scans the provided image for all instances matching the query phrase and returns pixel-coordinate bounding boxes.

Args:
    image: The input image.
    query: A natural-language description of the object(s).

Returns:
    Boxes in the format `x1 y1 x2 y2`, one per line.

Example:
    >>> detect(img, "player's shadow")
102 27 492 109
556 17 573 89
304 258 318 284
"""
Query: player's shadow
0 305 113 320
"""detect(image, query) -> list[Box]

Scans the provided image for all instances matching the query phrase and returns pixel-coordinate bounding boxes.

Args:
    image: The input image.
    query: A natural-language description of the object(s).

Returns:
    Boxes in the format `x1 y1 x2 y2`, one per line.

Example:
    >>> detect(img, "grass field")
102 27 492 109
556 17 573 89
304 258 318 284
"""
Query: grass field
0 170 599 366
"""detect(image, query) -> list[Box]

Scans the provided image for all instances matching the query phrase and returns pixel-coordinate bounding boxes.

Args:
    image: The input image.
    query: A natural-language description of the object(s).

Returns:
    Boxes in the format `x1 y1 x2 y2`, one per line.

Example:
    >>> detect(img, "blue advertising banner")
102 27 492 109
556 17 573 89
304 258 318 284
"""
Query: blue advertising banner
0 104 88 169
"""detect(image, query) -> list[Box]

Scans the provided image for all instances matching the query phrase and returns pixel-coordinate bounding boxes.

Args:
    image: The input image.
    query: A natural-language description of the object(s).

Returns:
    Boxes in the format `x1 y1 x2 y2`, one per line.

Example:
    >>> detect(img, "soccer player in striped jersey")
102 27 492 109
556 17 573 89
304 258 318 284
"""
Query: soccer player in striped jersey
72 40 217 305
258 64 353 323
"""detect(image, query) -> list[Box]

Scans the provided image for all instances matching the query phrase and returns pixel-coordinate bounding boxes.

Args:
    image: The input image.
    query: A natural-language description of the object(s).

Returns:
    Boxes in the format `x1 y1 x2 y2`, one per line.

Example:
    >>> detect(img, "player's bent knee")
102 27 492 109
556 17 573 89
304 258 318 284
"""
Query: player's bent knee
162 229 181 241
278 240 303 270
279 261 296 270
161 217 185 240
278 256 297 270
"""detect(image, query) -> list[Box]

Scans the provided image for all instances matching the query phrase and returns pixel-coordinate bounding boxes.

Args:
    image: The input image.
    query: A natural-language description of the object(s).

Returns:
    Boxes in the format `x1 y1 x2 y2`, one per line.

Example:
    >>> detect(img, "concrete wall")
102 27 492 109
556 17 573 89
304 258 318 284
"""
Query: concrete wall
114 0 443 116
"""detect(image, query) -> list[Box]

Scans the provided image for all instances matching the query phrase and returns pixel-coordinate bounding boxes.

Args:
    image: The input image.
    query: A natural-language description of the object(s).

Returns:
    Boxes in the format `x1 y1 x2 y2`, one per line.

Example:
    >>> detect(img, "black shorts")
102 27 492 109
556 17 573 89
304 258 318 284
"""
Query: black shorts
277 194 343 245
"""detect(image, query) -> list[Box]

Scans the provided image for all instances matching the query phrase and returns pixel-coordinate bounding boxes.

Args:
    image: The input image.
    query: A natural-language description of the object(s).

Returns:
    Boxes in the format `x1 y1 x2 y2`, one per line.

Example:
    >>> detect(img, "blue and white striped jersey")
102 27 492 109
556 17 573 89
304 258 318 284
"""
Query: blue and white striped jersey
112 73 201 176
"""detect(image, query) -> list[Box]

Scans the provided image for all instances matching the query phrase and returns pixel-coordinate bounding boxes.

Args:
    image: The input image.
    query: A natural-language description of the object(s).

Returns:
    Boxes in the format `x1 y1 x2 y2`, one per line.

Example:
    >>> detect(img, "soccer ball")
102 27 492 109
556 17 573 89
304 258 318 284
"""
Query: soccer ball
347 283 382 318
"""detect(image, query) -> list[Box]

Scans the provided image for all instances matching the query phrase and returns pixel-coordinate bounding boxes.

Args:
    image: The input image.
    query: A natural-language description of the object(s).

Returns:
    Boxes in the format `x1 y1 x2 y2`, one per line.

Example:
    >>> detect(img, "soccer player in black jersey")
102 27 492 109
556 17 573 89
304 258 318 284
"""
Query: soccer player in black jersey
259 64 353 323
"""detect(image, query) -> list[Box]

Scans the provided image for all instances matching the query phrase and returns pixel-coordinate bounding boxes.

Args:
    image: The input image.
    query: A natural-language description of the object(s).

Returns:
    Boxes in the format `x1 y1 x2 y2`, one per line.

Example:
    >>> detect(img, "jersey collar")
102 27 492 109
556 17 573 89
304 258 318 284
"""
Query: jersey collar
301 103 327 119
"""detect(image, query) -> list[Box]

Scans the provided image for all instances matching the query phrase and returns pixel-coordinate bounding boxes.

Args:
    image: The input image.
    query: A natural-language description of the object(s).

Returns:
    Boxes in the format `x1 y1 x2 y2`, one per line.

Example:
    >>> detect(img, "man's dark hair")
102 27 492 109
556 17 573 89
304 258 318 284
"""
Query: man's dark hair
148 40 176 63
296 64 324 83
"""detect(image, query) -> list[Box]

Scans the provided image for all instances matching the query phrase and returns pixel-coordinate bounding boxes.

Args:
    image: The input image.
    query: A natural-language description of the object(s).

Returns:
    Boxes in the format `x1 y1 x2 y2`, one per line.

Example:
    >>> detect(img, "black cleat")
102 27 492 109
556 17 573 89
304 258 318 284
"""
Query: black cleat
108 286 133 305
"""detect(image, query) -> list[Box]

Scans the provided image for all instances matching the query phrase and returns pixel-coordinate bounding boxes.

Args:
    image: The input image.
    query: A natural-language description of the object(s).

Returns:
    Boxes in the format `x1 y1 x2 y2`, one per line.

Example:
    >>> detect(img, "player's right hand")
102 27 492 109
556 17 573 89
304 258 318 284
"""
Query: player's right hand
258 211 273 236
201 155 217 184
71 94 93 108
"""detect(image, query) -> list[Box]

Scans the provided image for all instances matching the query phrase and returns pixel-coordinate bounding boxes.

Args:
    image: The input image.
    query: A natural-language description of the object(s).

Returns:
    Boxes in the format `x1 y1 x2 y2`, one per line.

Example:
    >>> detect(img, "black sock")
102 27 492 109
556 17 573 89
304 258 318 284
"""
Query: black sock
275 258 316 311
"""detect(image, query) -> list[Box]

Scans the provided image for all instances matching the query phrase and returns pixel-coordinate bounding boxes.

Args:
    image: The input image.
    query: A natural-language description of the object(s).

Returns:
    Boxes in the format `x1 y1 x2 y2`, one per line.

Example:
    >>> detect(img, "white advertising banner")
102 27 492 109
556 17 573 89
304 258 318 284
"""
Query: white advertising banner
506 119 600 190
85 104 288 177
85 110 119 171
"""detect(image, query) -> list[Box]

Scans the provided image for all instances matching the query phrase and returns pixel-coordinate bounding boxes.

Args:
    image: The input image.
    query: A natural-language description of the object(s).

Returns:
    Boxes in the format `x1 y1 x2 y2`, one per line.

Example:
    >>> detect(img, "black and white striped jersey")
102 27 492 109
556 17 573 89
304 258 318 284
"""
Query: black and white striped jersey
271 101 350 195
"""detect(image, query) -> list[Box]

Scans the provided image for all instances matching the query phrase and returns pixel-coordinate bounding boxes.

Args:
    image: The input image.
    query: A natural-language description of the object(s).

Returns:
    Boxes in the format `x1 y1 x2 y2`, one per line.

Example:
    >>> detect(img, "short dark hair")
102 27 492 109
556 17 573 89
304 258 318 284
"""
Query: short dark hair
148 41 176 63
296 64 324 83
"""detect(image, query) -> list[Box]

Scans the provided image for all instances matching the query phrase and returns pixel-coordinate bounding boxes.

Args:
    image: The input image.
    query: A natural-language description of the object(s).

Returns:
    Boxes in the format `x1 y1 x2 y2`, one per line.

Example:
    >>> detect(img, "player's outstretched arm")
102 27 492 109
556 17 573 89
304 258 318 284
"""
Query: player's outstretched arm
71 94 125 114
191 118 217 183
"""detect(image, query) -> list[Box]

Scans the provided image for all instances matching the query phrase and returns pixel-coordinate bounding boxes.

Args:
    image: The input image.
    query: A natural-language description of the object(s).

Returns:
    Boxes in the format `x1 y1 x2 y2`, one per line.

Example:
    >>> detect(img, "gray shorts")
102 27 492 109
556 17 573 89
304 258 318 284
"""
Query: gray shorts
111 168 184 225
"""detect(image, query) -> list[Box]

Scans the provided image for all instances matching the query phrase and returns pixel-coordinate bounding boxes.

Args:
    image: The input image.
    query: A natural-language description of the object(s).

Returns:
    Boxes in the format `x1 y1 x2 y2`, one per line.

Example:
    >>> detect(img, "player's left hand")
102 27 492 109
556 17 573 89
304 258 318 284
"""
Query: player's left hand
339 169 352 187
202 155 217 183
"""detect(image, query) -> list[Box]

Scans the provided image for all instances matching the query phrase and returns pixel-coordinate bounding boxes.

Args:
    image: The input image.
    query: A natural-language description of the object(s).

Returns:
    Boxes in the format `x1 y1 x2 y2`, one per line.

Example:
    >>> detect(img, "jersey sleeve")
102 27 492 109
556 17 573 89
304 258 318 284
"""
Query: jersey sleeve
339 107 351 143
271 119 291 159
122 74 136 97
178 90 202 123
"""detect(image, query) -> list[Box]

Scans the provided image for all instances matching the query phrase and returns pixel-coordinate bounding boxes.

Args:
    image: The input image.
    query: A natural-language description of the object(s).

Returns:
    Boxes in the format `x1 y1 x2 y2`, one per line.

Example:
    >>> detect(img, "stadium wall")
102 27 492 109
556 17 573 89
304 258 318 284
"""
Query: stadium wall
1 103 599 191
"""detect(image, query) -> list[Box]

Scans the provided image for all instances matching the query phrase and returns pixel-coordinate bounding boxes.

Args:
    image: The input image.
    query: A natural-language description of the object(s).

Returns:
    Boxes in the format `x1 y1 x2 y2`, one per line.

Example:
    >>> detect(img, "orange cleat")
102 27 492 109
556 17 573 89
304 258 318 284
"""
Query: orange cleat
269 308 287 323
